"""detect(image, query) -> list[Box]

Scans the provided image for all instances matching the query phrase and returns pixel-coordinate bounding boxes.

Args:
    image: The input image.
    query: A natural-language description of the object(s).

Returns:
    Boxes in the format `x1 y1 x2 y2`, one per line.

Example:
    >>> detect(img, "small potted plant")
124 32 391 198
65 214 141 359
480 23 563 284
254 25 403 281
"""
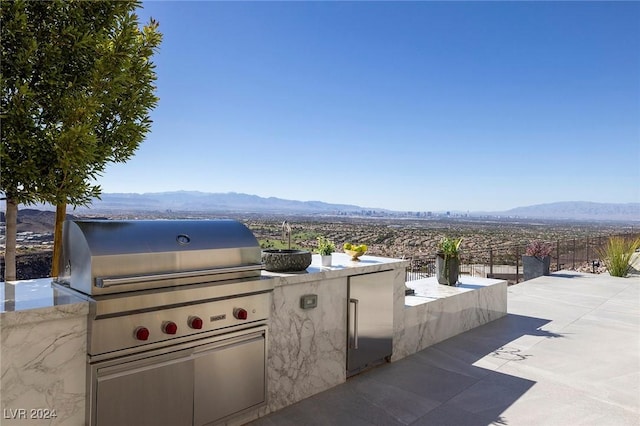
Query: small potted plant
435 236 462 286
522 241 553 281
317 236 336 267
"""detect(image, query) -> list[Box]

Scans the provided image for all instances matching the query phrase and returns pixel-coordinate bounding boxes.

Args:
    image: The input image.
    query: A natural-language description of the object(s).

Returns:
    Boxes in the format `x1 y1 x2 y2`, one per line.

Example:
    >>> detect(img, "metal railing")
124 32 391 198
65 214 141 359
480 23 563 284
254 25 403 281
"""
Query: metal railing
406 232 640 284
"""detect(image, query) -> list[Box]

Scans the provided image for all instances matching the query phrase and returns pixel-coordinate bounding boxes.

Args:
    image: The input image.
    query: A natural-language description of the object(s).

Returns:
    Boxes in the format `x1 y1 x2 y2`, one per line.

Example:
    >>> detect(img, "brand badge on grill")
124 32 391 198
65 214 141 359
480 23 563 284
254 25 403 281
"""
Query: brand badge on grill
210 314 226 322
176 234 191 245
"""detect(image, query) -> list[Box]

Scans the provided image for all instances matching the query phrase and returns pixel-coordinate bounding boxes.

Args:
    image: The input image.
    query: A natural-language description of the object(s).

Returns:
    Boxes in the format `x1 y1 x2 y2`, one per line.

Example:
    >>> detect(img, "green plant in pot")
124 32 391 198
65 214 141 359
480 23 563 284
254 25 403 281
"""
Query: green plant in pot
435 237 462 286
317 236 336 267
522 241 552 281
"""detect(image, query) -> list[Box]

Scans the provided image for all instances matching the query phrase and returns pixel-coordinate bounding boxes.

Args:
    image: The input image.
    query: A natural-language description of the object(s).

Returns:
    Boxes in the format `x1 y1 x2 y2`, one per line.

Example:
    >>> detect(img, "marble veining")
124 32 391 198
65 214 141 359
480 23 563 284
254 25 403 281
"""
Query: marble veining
1 278 89 425
263 258 411 417
1 312 87 425
393 276 507 360
266 277 348 412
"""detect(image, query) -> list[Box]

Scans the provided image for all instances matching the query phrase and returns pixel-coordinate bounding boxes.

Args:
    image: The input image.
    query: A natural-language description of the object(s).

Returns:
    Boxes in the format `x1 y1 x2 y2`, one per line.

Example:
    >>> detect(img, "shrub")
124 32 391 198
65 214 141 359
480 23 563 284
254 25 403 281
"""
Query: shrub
598 236 640 277
525 241 553 258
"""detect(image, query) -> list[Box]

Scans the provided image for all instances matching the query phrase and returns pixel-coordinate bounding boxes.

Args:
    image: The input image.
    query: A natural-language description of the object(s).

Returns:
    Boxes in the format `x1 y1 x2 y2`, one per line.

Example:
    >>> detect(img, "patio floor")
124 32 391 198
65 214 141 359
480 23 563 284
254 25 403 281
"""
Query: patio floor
250 270 640 426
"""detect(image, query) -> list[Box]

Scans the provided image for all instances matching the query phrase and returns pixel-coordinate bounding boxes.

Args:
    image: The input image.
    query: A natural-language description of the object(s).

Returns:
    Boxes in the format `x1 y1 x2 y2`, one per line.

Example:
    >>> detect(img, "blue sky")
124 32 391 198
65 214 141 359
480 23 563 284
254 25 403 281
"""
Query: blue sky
98 1 640 212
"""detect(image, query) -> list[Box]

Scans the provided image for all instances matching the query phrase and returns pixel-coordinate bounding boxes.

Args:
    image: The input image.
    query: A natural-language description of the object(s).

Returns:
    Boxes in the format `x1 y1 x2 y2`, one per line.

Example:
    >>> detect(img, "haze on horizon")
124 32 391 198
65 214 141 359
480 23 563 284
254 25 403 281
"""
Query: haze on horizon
95 1 639 212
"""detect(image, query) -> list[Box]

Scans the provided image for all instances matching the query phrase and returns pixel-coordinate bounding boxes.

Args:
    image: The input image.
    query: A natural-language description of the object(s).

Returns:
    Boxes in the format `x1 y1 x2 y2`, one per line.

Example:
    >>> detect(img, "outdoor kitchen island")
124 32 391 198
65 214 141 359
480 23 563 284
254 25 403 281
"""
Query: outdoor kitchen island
255 253 507 424
1 253 506 426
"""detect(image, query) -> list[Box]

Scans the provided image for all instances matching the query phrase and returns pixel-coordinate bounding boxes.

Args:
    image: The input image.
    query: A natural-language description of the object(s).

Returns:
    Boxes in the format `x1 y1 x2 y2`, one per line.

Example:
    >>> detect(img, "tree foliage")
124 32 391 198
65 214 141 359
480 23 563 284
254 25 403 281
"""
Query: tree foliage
1 0 162 279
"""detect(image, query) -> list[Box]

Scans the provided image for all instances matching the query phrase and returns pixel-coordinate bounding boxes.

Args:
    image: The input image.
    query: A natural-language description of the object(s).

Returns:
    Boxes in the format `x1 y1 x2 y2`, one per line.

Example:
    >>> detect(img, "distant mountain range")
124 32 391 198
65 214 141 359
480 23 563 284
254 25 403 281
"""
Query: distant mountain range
501 201 639 222
80 192 639 222
79 191 367 214
3 191 639 222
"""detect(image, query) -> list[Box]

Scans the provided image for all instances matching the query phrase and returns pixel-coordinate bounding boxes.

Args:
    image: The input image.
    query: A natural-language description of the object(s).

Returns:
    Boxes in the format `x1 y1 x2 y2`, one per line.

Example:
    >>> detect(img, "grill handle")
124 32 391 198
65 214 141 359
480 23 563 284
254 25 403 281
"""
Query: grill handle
96 264 263 288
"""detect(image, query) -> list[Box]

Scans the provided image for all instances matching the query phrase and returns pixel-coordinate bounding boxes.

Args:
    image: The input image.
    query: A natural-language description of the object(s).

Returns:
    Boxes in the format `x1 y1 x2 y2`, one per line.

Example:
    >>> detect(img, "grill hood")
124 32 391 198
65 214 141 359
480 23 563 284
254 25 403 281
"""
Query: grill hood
58 219 262 295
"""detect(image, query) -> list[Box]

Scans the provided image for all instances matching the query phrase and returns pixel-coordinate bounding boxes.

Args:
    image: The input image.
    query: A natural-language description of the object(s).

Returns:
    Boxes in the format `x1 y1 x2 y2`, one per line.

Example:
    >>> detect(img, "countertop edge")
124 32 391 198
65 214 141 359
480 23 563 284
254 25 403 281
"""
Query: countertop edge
0 300 89 326
263 254 410 286
1 278 90 320
404 276 508 307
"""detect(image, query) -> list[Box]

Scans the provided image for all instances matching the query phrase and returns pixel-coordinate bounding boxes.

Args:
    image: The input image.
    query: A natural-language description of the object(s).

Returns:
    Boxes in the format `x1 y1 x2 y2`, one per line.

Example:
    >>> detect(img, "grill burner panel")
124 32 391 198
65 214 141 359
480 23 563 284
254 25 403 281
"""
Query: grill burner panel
88 290 271 359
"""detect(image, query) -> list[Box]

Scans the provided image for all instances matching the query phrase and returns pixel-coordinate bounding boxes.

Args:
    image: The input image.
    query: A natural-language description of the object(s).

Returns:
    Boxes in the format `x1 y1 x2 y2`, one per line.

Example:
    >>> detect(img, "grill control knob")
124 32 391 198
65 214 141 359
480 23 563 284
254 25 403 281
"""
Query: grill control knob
188 316 203 329
233 308 248 320
163 321 178 335
134 327 150 341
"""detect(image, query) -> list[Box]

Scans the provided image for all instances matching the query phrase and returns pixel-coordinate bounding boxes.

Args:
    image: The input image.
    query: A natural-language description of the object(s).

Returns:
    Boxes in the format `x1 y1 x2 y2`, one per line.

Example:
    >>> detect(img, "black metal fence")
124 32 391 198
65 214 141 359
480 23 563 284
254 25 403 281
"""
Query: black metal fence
405 232 640 284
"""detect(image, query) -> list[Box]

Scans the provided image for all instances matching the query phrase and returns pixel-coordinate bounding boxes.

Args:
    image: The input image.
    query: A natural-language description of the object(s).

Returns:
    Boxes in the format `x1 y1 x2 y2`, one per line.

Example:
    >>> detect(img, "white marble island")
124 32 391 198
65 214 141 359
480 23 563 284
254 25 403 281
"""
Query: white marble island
1 254 507 426
1 279 89 425
0 255 408 426
252 253 507 422
397 275 508 359
259 253 410 417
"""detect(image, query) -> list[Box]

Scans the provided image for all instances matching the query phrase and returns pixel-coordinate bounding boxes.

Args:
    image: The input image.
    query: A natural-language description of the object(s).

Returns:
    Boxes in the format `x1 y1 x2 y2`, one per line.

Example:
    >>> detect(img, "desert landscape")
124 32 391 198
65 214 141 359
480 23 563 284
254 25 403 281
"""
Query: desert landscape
2 209 637 281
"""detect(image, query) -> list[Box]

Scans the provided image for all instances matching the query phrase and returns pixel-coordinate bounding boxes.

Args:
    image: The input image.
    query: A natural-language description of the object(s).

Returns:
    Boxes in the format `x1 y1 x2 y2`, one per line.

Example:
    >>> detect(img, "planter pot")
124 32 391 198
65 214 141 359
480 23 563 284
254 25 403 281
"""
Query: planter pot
522 255 551 281
321 255 332 267
262 249 312 272
435 254 459 286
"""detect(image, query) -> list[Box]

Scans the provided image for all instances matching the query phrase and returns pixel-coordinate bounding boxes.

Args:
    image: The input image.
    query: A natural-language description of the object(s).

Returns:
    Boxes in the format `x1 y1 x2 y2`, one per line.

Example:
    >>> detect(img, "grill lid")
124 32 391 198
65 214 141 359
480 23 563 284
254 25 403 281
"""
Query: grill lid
58 219 262 295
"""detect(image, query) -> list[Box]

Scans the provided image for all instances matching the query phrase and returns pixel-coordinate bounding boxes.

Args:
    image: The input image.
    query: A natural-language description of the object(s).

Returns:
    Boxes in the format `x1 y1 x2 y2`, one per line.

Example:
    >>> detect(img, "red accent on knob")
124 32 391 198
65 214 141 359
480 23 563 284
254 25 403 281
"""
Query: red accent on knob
163 321 178 334
234 308 248 320
188 316 203 329
135 327 150 341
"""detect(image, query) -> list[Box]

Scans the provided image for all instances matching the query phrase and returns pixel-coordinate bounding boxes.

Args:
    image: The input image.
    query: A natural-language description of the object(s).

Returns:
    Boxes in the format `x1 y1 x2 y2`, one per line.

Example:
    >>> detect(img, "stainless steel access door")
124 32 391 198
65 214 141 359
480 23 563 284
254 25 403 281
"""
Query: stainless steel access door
194 330 266 426
92 327 267 426
347 270 394 376
94 349 194 426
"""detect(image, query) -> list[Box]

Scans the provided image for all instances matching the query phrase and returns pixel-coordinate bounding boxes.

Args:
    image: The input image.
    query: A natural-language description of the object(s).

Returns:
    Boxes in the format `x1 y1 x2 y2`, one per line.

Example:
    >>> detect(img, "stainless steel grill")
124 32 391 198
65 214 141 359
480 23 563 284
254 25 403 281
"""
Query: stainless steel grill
55 219 273 426
59 219 263 295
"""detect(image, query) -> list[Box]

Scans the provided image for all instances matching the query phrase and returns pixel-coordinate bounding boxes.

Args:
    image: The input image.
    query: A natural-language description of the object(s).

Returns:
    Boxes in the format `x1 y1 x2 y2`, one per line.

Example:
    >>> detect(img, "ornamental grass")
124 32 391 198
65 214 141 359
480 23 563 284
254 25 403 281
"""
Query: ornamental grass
598 236 640 277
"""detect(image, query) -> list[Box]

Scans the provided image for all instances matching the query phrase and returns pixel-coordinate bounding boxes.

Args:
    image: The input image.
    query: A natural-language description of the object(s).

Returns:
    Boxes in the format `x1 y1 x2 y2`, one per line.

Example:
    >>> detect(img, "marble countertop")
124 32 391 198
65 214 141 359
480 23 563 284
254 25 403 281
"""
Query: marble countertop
0 253 409 316
404 275 506 306
0 278 89 322
262 253 410 286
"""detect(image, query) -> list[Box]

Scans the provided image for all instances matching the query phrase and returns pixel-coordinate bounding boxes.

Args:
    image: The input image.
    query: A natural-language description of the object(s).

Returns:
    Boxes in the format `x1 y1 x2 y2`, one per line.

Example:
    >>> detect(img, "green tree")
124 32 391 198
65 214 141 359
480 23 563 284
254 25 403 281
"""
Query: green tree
1 0 161 280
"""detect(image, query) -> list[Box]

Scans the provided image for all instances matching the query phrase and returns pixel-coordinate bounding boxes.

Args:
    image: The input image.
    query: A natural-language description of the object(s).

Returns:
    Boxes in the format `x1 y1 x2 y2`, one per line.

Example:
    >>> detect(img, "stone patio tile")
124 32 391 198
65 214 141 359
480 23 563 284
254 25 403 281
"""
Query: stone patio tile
250 272 640 426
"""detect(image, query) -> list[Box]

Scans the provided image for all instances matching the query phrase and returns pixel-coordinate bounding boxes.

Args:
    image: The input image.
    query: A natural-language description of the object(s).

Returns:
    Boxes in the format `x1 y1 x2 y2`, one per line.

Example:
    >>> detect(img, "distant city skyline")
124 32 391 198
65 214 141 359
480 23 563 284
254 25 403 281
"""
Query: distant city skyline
96 1 640 212
10 192 638 223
